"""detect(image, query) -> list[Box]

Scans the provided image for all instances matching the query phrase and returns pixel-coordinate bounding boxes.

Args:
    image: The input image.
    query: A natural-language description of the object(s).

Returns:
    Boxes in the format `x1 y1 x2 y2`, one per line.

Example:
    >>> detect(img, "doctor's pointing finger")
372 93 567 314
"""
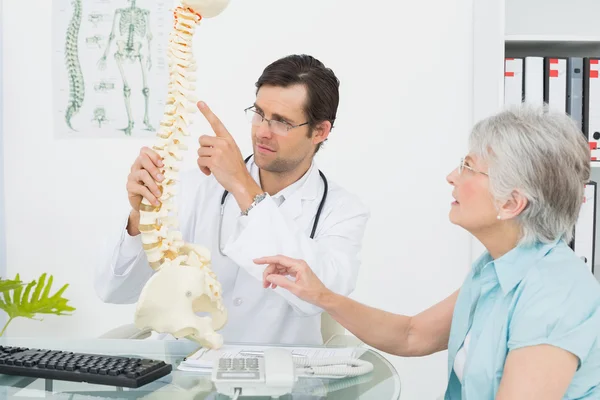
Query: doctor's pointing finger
196 101 262 210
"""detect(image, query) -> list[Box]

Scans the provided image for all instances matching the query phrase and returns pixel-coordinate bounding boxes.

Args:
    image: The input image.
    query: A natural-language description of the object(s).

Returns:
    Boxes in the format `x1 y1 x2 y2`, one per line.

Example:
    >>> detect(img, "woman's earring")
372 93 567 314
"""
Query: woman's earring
497 215 502 220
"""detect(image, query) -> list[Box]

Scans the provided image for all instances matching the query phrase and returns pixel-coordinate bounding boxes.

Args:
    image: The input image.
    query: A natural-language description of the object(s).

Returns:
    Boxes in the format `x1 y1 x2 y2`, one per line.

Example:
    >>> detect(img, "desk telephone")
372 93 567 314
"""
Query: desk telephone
211 348 373 399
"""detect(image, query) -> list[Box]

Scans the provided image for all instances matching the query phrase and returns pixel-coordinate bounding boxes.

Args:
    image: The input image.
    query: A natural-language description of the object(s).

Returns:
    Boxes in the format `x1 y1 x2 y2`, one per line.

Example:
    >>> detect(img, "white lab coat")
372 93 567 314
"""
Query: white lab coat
94 156 370 345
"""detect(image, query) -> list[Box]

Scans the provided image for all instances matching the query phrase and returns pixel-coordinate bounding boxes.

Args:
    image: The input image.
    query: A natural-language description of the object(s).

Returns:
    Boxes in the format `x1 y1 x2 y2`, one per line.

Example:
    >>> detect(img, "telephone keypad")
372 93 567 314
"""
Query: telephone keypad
215 357 263 381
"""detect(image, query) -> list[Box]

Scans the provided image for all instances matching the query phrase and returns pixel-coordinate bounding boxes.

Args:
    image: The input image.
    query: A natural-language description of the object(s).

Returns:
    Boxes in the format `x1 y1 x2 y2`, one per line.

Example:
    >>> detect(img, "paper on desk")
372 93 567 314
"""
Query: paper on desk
177 344 365 372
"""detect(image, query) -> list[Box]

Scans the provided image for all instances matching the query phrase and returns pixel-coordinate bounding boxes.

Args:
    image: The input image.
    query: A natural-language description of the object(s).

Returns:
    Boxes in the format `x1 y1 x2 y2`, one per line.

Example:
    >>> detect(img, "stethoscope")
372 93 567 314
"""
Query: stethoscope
218 155 328 256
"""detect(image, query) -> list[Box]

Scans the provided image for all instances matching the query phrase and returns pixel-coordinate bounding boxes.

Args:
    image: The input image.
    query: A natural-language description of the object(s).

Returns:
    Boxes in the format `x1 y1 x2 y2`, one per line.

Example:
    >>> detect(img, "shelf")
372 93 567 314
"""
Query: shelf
505 35 600 58
506 35 600 43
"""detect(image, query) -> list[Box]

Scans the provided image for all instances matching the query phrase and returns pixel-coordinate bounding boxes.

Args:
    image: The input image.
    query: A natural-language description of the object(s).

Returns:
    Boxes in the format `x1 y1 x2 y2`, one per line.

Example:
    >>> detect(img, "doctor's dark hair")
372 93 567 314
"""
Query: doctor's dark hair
255 54 340 153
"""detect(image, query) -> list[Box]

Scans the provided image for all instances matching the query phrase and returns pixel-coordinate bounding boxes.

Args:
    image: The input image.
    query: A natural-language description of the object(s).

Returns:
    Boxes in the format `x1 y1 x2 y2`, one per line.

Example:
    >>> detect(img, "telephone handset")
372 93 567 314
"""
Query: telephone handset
211 347 374 399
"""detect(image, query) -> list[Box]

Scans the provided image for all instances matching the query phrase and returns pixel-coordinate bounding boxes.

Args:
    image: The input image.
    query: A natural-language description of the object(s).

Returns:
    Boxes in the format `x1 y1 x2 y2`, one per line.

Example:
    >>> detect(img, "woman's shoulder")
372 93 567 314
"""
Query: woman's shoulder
508 241 600 372
514 241 600 321
527 241 600 294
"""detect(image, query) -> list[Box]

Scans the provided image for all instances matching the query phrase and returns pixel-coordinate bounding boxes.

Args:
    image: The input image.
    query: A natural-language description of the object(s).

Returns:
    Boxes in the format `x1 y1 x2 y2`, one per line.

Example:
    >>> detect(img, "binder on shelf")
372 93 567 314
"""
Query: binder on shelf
504 58 523 106
566 57 584 132
583 58 600 161
570 181 597 273
543 57 567 113
524 56 544 106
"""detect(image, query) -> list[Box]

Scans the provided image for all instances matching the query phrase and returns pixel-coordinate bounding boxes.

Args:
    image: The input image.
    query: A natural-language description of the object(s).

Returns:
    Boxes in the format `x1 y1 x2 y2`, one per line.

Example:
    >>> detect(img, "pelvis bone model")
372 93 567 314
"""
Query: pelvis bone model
133 0 230 349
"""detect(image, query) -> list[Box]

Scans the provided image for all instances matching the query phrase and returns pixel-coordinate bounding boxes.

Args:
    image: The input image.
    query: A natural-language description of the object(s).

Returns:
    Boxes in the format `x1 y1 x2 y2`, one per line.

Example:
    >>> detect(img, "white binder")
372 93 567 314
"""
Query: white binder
544 57 567 113
571 181 597 273
504 58 523 106
584 58 600 162
524 56 544 106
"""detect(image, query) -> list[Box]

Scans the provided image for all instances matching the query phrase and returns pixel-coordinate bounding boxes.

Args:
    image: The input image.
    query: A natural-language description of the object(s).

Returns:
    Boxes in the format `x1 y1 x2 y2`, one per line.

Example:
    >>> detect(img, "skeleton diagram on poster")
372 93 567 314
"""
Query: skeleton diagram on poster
53 0 173 138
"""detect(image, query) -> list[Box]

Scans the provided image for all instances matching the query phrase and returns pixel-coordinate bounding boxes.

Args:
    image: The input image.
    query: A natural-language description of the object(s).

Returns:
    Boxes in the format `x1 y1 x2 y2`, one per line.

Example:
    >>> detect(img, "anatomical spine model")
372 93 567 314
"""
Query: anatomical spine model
133 0 230 349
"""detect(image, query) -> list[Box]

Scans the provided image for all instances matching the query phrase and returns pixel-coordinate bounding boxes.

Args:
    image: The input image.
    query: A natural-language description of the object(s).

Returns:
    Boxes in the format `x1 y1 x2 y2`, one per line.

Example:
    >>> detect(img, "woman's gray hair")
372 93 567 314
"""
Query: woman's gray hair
469 103 590 245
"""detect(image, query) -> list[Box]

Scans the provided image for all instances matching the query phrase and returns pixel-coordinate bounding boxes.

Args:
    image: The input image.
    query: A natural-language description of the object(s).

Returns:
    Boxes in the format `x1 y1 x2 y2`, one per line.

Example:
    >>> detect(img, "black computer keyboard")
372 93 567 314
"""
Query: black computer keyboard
0 345 172 388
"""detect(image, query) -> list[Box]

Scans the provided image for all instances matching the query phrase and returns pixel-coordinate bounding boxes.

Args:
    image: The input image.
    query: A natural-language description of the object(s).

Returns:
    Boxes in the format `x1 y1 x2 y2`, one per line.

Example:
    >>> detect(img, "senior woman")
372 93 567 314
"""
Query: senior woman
254 104 600 399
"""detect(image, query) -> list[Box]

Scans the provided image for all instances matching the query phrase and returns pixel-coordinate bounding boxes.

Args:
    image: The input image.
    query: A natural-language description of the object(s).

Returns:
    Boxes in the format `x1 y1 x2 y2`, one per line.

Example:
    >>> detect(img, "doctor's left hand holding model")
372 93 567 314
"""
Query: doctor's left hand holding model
94 54 370 345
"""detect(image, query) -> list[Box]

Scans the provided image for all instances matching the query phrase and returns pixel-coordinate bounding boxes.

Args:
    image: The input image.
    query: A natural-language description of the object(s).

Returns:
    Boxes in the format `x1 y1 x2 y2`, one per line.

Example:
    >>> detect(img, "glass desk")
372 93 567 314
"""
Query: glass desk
0 336 401 399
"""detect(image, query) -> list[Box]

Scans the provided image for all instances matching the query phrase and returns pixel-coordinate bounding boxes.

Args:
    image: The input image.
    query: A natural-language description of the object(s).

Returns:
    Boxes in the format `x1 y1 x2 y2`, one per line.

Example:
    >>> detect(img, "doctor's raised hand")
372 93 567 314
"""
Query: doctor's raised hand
196 101 262 212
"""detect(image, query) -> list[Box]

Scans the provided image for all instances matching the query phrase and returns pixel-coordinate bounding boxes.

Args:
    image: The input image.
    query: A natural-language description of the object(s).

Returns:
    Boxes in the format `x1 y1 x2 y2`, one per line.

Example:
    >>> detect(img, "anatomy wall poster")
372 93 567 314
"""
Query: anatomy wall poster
53 0 173 138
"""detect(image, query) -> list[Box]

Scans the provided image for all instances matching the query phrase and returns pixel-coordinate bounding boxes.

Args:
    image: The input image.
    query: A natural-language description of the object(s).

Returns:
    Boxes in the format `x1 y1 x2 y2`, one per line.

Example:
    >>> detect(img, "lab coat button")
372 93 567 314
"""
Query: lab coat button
233 298 243 306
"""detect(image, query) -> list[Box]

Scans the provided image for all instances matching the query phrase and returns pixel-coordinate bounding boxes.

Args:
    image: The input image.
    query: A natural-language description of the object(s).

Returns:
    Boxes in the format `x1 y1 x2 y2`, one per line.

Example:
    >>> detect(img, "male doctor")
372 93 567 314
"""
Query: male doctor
95 54 370 345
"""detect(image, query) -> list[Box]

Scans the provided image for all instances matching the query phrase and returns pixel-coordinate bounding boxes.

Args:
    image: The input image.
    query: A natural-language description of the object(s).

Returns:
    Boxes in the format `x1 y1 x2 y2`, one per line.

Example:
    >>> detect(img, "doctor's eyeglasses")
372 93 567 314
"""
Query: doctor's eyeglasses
458 157 489 176
244 106 309 136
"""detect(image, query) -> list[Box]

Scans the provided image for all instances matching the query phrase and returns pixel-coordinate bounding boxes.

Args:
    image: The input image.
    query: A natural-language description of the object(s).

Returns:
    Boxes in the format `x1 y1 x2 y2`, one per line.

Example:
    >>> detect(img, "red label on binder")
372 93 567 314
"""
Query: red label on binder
550 58 559 64
505 72 515 77
591 59 599 64
591 70 599 79
590 142 597 150
550 70 559 77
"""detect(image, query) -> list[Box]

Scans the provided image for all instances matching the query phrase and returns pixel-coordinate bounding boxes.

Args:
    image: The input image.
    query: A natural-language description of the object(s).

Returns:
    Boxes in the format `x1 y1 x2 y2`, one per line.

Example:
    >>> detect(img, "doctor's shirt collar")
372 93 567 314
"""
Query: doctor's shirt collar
248 156 318 206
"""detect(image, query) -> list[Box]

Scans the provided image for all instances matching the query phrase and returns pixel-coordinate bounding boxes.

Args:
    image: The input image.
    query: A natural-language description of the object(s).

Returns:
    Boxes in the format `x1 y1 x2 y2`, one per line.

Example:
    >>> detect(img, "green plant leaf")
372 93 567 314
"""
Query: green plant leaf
0 277 25 293
0 273 75 321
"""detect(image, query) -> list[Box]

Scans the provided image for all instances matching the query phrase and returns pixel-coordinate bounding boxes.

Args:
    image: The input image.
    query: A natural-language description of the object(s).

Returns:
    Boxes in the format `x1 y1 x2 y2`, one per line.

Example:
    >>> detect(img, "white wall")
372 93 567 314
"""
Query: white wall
470 0 506 260
2 0 500 398
0 0 6 349
0 0 5 280
0 0 6 340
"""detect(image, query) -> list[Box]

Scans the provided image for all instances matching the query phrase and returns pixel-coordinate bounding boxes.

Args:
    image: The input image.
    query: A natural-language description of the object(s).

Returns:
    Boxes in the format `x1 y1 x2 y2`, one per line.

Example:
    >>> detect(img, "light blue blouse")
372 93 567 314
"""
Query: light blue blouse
444 239 600 399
